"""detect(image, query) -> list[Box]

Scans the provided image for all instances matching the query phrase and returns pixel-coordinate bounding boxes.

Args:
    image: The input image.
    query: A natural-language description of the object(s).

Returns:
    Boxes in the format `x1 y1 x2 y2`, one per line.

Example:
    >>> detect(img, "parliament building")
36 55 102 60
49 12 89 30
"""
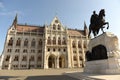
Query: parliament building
0 15 89 69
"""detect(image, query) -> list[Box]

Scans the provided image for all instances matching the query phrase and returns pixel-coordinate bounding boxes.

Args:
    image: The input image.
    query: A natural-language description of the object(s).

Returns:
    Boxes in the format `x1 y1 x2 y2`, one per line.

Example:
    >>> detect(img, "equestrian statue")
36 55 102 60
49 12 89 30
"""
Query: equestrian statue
88 9 109 37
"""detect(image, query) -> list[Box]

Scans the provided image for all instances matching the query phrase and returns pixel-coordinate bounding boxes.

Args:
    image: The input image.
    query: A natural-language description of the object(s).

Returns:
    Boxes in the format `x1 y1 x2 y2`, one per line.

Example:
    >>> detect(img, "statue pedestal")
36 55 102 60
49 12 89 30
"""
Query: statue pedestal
84 32 120 74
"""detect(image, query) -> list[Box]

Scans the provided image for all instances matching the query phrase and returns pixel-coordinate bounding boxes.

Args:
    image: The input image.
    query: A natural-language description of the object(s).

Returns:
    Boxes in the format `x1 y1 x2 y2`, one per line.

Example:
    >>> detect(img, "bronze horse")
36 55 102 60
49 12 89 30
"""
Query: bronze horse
88 9 109 37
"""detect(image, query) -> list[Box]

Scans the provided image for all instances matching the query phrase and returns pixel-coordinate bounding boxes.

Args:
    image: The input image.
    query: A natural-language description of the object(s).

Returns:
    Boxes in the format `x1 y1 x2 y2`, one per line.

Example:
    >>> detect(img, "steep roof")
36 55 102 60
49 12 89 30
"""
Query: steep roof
68 29 85 36
16 24 44 33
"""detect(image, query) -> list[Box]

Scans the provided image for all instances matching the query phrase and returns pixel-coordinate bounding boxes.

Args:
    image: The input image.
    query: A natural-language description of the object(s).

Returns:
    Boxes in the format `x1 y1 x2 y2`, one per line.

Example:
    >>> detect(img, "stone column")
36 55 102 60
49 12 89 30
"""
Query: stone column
8 56 13 70
56 57 59 68
0 55 4 70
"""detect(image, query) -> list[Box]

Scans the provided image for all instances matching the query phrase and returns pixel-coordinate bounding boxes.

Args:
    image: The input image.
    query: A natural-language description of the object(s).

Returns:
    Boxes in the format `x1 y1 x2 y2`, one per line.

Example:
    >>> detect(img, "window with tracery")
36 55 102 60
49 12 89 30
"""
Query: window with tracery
58 37 61 45
23 49 28 53
79 56 83 60
22 56 27 61
7 49 12 53
47 37 51 45
16 38 21 46
73 56 77 61
53 37 56 45
30 56 34 61
38 39 42 47
15 49 20 53
62 37 66 45
58 24 61 30
53 24 56 30
78 41 81 48
14 55 19 61
37 56 41 61
31 39 36 47
72 41 76 48
5 55 10 61
8 37 13 46
24 39 28 47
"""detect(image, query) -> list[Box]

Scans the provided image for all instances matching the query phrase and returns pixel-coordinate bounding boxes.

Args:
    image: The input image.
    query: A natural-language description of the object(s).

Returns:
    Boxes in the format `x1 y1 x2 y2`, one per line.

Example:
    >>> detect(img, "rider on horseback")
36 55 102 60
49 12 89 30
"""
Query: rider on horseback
90 11 98 26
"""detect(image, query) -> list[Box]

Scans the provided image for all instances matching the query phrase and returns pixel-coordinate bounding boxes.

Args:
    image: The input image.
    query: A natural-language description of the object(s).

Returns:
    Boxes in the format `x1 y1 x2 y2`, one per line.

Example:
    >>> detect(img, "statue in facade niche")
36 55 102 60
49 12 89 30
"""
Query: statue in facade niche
88 9 109 37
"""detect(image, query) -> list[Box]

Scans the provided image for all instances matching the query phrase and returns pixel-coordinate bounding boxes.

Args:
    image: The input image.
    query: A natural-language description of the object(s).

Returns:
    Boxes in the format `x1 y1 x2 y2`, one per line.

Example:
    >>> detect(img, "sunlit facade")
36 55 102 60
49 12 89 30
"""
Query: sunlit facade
0 15 89 69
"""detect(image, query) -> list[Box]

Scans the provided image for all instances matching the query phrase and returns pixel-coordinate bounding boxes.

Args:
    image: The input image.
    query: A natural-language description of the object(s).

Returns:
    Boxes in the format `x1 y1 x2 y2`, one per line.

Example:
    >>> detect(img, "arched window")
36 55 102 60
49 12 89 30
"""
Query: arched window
23 49 28 53
58 24 61 30
73 56 77 61
38 39 42 47
79 56 83 60
31 39 36 47
16 38 21 46
53 24 56 30
8 37 13 46
24 39 28 47
30 56 34 61
22 56 27 61
47 37 51 45
58 37 61 45
72 41 76 48
37 56 41 61
78 41 81 48
5 55 10 61
84 43 86 48
62 37 66 45
53 37 56 45
14 55 19 61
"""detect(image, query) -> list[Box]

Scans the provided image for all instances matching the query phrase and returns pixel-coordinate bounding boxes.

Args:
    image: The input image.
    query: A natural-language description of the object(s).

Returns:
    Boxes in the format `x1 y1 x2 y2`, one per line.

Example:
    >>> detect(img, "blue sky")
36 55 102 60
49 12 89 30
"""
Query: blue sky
0 0 120 54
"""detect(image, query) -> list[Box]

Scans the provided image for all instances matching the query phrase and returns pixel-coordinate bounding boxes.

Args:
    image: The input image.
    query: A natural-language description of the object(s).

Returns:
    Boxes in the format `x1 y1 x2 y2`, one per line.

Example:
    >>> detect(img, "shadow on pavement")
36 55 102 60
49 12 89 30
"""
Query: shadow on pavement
0 76 20 80
25 75 79 80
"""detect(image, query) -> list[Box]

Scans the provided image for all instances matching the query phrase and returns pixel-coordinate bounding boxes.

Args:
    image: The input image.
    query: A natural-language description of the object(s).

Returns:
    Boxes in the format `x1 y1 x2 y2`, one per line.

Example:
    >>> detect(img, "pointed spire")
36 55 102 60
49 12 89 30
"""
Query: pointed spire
84 21 87 30
12 13 18 28
84 21 88 36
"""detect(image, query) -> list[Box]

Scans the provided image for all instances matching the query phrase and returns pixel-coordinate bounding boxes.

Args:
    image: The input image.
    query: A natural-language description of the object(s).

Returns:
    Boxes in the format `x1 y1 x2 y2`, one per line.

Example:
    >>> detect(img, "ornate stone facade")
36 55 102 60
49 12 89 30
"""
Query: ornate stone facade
0 15 89 69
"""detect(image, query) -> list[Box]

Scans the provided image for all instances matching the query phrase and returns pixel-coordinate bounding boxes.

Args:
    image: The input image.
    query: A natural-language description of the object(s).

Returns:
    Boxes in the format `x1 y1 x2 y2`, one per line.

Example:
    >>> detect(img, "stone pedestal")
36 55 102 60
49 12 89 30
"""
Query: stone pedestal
84 32 120 74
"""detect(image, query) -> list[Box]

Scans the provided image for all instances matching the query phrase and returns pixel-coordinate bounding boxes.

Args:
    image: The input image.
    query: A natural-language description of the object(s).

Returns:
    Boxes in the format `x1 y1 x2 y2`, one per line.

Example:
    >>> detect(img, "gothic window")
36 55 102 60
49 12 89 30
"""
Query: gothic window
15 49 20 53
22 56 27 61
79 56 83 60
58 37 61 45
38 39 42 47
73 56 77 61
63 48 66 52
14 55 19 61
7 49 12 53
30 56 34 61
72 41 76 48
24 39 28 47
58 48 61 51
47 37 51 45
48 48 50 52
55 20 58 23
58 24 61 30
23 49 28 53
38 50 42 53
53 37 56 45
84 43 86 48
31 39 36 47
8 37 13 46
53 24 56 30
62 37 66 45
31 49 35 53
78 41 81 48
16 38 21 46
53 48 56 52
5 55 10 61
37 56 41 61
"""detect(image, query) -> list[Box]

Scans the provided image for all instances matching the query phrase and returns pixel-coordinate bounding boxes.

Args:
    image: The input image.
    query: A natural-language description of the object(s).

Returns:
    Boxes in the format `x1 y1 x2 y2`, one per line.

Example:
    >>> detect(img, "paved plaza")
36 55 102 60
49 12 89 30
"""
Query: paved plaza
0 68 120 80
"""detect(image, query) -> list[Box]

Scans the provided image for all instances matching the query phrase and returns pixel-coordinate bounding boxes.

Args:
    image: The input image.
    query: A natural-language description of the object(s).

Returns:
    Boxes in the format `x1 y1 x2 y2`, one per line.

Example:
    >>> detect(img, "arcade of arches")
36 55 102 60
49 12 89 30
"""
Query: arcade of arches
48 54 66 68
